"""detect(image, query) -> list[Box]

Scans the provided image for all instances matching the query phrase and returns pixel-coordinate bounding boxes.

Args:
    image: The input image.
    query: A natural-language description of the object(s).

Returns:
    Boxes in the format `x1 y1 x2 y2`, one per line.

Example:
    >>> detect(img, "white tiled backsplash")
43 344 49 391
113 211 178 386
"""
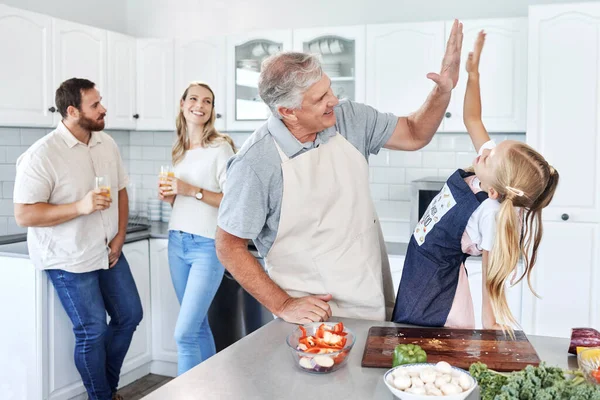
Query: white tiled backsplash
0 127 524 241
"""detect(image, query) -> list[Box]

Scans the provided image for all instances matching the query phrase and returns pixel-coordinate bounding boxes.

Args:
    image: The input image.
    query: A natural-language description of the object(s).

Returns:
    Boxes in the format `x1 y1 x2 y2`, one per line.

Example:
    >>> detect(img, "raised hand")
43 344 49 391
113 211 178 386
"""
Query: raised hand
466 30 486 74
427 19 464 93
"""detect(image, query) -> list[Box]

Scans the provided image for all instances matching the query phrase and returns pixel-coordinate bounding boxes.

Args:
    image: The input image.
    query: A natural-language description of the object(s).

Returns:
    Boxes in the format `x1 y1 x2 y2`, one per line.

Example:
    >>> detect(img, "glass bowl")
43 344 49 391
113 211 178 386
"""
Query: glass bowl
285 321 355 374
578 347 600 385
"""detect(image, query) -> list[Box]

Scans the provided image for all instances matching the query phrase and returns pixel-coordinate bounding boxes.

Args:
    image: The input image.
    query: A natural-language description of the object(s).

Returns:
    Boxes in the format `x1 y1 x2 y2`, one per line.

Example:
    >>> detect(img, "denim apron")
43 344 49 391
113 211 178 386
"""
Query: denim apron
392 169 488 326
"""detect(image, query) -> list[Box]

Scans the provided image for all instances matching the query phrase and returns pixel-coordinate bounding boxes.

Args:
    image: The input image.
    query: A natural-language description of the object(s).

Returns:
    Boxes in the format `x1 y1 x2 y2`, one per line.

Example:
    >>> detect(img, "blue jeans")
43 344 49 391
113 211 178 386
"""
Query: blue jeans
168 230 224 375
46 254 143 400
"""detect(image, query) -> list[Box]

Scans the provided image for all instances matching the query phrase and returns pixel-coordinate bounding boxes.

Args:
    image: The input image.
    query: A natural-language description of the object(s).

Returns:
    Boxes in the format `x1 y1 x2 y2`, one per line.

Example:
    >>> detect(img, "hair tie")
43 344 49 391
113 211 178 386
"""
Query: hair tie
505 186 524 197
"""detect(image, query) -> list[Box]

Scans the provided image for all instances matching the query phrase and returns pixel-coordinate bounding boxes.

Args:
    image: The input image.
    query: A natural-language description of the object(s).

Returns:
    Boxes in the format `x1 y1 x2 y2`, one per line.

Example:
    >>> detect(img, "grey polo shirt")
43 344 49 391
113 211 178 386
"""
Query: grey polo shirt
217 99 398 257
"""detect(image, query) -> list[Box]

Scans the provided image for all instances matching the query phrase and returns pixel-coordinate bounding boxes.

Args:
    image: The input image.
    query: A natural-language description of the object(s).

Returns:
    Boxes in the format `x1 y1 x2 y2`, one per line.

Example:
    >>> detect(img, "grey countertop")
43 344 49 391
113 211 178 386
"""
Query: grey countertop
141 316 576 400
0 222 409 258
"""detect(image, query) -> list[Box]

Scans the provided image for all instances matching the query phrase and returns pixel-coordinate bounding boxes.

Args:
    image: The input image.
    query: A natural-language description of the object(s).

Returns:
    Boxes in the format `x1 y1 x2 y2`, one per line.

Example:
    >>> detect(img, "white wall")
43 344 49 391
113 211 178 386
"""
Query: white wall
125 0 596 38
0 0 128 33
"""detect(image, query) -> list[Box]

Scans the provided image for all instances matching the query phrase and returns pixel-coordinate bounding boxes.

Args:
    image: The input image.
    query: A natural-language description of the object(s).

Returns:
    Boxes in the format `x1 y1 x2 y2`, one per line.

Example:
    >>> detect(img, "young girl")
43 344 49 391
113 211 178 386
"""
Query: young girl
159 82 236 375
392 31 559 331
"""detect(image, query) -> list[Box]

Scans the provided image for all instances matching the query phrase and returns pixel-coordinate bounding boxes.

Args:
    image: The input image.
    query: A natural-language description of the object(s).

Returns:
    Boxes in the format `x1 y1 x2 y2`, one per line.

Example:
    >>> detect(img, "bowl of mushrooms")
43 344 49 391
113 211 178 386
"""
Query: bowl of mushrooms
383 361 477 400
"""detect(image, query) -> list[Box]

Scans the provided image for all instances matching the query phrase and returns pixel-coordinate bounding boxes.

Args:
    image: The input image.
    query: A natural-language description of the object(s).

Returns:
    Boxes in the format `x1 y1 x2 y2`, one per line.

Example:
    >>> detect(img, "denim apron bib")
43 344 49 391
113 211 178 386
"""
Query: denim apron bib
392 169 488 326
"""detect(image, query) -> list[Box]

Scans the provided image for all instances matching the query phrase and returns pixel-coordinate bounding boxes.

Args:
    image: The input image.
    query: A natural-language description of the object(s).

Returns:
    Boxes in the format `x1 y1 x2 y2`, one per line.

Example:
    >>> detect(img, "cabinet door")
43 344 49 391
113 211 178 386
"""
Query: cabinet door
226 29 293 131
149 239 179 365
0 5 54 127
366 22 445 118
107 31 137 130
444 18 527 132
527 4 600 224
121 240 152 373
136 39 174 131
53 18 107 126
293 25 365 103
520 222 600 338
388 255 405 296
175 37 226 131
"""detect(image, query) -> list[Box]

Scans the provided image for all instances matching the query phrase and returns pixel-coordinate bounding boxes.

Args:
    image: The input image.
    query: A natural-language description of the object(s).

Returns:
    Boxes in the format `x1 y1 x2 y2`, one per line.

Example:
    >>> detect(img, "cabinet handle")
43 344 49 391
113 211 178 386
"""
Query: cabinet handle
445 112 452 118
48 106 56 113
133 114 139 119
561 213 569 221
216 113 222 119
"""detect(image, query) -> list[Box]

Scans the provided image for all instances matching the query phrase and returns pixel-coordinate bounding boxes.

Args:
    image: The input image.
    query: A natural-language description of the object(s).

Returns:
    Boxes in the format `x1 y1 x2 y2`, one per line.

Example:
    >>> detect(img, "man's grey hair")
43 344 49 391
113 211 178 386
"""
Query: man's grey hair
258 52 323 119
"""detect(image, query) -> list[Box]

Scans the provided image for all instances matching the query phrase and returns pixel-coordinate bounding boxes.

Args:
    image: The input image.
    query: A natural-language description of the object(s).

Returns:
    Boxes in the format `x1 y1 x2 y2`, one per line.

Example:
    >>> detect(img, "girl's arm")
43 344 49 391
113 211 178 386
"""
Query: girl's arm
481 250 502 330
463 31 491 153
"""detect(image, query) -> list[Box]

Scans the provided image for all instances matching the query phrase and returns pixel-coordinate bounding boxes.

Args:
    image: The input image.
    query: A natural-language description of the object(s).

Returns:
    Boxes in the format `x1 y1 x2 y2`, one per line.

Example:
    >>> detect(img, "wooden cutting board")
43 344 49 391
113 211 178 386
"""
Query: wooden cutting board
361 326 541 372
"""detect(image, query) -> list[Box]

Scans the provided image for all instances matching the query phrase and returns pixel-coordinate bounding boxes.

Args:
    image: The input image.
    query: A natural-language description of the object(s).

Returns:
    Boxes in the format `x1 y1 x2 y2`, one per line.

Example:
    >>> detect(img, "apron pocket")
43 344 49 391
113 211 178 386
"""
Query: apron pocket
312 224 384 317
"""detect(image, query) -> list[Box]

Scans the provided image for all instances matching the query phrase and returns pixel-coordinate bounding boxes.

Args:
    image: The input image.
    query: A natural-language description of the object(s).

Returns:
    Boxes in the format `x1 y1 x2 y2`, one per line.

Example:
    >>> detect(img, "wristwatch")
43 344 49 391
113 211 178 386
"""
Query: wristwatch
194 188 204 201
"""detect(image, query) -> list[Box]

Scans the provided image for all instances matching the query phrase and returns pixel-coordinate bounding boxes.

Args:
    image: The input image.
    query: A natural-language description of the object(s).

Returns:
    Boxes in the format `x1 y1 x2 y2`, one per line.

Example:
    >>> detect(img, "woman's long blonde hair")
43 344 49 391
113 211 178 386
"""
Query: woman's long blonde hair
172 82 236 165
486 143 559 332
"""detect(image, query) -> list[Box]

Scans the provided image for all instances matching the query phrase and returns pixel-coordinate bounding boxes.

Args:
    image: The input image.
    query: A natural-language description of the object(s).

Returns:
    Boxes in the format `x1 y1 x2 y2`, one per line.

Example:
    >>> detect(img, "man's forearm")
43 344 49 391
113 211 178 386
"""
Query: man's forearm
14 202 81 227
406 86 451 145
114 188 129 241
216 230 290 315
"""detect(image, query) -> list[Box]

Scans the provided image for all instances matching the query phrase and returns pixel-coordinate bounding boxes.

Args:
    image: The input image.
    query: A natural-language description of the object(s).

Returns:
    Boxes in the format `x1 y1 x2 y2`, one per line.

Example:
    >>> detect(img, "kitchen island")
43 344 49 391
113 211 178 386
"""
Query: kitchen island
142 316 577 400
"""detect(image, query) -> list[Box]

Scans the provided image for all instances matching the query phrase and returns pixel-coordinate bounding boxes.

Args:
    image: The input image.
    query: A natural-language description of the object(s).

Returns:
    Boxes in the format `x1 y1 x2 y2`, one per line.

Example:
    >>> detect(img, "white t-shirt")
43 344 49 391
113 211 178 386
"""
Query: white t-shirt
168 140 235 239
464 140 500 252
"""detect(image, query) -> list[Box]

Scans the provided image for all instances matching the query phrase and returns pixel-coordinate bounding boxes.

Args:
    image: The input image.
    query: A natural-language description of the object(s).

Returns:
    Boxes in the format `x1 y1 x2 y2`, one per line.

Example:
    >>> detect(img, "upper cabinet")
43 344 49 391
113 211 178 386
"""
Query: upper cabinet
444 18 527 132
175 37 226 131
106 32 137 130
0 5 54 127
136 39 174 131
366 22 445 118
293 25 366 103
226 29 293 131
53 19 107 126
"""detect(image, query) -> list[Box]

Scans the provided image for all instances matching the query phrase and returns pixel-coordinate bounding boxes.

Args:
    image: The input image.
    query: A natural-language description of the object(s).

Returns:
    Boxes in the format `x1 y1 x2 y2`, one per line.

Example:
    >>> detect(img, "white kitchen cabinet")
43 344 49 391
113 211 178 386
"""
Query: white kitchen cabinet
522 3 600 338
175 37 226 131
121 240 152 374
136 39 174 131
149 239 178 376
366 22 445 119
444 18 527 132
53 18 107 126
293 25 365 103
388 254 405 296
106 31 137 130
226 29 293 131
0 5 54 127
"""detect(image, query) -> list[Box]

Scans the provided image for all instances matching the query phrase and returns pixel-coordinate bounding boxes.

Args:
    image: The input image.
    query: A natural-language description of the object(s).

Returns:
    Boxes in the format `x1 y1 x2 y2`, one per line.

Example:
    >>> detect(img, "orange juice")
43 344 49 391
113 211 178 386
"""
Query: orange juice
99 186 111 199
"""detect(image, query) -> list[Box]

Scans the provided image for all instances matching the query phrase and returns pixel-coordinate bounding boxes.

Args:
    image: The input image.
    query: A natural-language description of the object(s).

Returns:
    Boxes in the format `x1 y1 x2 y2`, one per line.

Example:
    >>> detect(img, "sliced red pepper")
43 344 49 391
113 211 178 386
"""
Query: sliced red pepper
299 326 307 339
333 322 344 333
316 324 327 339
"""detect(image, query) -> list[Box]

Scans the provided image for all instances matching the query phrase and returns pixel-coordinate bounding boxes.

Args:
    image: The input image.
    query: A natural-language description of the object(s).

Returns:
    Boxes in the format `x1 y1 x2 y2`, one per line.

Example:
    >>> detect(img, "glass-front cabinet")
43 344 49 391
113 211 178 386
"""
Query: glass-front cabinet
226 30 292 131
293 25 365 104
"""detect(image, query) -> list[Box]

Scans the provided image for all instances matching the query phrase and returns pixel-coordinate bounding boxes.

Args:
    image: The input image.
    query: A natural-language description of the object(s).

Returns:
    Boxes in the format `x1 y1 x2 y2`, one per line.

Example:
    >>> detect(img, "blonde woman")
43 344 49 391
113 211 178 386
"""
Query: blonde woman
392 31 559 333
159 82 235 375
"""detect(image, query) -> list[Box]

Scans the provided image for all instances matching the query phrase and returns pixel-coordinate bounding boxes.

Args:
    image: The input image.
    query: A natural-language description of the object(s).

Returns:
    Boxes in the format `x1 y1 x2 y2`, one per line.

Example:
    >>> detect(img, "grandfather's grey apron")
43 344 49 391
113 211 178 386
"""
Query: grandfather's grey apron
264 133 394 320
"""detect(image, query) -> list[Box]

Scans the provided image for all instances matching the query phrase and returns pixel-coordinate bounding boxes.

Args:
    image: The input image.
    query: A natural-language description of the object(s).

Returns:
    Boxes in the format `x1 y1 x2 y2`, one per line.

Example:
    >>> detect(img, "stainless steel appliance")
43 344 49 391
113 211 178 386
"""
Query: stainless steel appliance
410 176 446 236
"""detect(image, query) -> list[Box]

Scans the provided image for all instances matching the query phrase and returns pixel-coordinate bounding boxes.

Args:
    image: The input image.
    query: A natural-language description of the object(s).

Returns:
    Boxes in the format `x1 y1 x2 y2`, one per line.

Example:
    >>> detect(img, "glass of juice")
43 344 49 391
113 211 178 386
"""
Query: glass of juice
95 175 111 199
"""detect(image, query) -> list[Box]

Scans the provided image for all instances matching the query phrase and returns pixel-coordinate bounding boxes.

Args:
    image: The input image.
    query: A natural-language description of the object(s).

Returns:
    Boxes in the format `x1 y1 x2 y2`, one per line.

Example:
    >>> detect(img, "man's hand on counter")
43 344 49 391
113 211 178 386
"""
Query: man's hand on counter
278 294 333 324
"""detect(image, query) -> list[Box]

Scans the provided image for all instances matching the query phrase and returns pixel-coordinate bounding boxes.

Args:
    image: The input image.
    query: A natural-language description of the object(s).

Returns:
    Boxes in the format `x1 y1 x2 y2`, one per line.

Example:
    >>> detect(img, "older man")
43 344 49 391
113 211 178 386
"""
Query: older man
216 21 464 324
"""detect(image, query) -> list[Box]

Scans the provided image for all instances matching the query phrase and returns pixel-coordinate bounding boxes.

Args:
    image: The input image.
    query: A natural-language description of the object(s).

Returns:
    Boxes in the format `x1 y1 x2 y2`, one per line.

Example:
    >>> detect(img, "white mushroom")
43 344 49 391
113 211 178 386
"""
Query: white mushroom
406 387 427 395
435 361 453 375
408 370 421 378
392 368 409 379
458 373 473 390
411 376 425 388
385 373 394 386
419 367 437 383
393 375 412 391
451 377 460 387
441 383 463 395
434 375 451 388
426 386 444 396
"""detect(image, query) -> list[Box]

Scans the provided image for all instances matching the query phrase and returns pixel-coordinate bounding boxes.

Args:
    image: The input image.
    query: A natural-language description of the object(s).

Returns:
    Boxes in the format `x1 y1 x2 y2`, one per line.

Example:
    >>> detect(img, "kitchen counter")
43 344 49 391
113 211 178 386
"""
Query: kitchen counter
0 222 408 258
142 317 576 400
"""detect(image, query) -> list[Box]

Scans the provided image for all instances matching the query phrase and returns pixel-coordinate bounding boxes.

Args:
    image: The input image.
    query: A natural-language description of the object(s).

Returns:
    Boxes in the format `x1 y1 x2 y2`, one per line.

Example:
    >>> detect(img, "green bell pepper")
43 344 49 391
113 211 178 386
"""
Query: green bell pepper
392 344 427 367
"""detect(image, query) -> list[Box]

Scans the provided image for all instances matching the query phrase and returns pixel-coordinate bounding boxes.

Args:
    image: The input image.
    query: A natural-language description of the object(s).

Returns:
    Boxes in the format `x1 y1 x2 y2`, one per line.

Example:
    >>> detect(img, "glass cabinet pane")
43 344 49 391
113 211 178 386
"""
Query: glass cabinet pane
235 39 282 121
303 36 356 101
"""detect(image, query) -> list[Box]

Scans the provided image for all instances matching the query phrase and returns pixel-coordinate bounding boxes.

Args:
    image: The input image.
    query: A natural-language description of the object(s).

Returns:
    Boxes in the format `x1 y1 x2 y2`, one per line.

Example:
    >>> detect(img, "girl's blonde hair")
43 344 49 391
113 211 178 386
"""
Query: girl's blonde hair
486 143 559 332
172 82 236 165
